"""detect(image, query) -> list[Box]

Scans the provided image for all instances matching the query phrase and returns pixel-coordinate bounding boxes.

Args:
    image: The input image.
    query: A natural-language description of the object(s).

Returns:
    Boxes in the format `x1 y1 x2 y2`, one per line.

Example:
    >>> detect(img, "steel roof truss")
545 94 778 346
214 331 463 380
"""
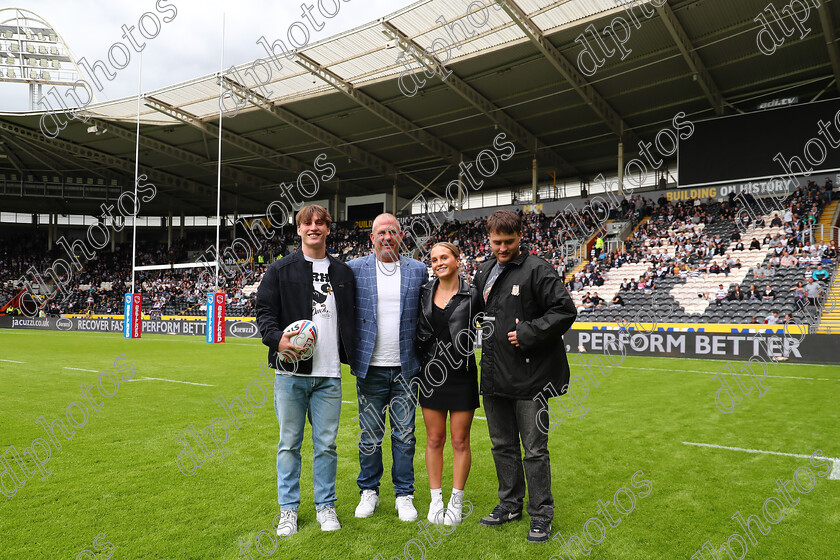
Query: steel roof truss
654 2 724 116
221 76 398 179
497 0 639 146
380 20 580 177
816 2 840 94
144 96 306 174
295 52 462 166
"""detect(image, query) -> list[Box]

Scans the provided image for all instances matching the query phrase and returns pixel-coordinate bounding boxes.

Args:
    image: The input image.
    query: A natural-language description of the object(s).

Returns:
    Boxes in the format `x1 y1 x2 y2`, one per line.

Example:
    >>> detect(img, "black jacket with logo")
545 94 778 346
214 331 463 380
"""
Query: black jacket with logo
255 249 356 373
472 248 577 399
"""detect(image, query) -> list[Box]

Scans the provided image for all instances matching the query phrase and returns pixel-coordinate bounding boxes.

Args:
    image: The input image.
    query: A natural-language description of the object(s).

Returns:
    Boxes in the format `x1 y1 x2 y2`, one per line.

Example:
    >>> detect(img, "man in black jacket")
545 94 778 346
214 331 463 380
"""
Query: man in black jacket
256 205 356 537
472 210 577 543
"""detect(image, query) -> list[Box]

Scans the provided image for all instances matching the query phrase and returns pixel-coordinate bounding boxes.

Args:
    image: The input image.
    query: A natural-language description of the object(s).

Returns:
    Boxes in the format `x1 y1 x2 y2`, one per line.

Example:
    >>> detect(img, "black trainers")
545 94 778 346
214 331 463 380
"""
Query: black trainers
479 504 522 526
527 518 551 543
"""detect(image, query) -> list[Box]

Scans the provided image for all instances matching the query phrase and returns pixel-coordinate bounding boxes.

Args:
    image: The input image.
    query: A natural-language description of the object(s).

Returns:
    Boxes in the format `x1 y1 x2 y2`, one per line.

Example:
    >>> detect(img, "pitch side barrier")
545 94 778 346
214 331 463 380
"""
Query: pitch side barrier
567 325 839 364
0 316 260 339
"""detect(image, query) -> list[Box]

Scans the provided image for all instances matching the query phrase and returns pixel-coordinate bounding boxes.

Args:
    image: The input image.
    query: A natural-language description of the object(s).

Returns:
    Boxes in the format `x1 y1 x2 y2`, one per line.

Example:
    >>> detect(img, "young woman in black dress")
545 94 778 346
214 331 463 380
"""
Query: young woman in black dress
416 242 481 527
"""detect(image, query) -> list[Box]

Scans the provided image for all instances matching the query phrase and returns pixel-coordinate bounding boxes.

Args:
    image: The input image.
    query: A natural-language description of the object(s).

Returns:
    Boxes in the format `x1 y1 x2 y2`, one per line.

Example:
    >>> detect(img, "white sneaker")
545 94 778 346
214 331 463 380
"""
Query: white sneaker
443 497 463 527
276 509 298 537
427 497 445 524
395 495 418 522
316 505 341 531
355 489 379 518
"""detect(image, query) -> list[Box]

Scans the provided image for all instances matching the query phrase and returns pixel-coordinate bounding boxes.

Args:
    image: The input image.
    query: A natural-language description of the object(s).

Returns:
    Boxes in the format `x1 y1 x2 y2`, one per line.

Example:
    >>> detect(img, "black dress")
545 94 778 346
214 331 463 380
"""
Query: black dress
418 303 480 411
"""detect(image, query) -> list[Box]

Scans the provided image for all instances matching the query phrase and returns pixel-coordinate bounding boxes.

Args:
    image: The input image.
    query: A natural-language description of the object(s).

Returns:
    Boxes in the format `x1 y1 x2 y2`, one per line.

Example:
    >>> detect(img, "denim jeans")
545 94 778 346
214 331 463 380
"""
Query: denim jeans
483 395 553 521
356 365 417 496
273 374 342 510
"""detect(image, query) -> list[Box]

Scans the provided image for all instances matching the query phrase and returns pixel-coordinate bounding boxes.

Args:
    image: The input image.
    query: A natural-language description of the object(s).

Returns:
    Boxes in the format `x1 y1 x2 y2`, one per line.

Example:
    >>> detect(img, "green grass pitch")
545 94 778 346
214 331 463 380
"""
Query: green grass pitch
1 330 838 559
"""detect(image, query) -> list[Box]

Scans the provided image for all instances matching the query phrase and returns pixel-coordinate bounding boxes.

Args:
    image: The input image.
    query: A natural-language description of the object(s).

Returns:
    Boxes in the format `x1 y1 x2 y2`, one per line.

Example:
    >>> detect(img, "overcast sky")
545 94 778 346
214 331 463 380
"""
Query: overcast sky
0 0 419 111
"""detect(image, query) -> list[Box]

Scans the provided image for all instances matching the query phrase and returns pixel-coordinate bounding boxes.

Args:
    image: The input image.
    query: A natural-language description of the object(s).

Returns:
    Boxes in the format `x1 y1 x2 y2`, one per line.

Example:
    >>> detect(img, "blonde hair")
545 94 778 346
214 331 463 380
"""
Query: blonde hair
430 241 460 259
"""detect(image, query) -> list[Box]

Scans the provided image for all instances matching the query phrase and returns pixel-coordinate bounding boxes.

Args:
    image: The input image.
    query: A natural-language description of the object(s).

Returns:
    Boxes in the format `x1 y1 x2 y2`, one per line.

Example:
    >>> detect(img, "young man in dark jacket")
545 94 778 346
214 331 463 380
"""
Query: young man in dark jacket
255 204 356 536
472 209 577 543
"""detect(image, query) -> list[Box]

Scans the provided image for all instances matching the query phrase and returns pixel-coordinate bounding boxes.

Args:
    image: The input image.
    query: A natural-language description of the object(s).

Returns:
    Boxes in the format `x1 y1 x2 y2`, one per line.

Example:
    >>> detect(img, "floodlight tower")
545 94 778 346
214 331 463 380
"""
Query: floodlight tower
0 8 89 109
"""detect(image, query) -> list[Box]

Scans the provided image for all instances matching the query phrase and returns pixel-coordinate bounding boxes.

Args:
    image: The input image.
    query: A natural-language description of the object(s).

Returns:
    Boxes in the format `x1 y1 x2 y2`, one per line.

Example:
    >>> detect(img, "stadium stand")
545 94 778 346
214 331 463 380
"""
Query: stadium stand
3 180 835 327
566 181 837 324
0 223 374 317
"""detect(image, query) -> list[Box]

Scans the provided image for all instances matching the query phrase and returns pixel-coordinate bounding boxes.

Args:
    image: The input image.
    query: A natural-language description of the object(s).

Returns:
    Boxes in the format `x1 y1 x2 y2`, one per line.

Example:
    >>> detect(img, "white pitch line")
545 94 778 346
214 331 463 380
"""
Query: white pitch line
124 376 215 387
612 365 839 382
570 351 839 368
63 367 98 373
682 441 840 480
0 358 25 363
643 355 840 368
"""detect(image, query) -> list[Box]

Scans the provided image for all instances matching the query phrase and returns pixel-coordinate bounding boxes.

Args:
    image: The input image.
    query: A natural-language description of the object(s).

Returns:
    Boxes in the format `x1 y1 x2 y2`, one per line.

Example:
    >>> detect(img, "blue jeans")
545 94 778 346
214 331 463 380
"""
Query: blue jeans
273 374 342 510
356 365 417 496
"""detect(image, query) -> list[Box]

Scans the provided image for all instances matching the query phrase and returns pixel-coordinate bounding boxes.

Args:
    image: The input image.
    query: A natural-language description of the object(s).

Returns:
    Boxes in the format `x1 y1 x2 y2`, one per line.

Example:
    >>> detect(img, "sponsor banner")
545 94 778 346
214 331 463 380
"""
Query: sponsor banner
757 96 798 111
0 316 260 338
676 170 840 195
671 175 814 198
132 294 142 339
414 175 810 225
215 293 225 343
223 256 251 266
566 330 838 364
123 293 142 339
572 322 810 334
206 292 226 344
229 320 259 338
6 318 50 328
123 294 132 338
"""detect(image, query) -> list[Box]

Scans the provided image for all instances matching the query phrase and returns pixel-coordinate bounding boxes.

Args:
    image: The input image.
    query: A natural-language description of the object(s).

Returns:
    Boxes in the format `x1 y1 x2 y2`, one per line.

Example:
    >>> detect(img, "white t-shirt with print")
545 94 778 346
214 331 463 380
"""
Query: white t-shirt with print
305 256 340 378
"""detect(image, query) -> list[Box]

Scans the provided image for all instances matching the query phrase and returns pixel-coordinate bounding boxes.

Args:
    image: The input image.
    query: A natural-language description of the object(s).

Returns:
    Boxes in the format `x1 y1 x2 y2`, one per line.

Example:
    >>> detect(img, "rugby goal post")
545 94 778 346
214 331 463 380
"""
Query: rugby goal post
125 22 228 342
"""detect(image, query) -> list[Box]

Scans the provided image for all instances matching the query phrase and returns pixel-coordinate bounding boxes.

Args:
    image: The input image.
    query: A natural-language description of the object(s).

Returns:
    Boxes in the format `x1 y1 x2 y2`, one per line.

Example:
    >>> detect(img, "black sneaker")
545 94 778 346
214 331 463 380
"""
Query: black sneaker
479 504 522 526
527 518 551 543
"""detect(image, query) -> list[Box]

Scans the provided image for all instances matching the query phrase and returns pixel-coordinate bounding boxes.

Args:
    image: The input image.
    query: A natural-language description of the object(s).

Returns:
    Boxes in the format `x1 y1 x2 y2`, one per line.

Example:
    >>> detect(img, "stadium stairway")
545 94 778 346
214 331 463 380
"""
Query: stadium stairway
816 270 840 334
566 223 613 279
177 302 204 317
566 258 589 281
568 217 645 294
816 199 839 245
570 217 662 310
628 215 651 243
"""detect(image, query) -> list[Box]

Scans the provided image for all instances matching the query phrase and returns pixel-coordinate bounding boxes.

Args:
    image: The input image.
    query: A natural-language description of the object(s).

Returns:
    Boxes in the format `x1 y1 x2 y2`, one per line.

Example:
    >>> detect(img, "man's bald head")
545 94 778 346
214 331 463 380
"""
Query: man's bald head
372 213 400 232
371 213 403 263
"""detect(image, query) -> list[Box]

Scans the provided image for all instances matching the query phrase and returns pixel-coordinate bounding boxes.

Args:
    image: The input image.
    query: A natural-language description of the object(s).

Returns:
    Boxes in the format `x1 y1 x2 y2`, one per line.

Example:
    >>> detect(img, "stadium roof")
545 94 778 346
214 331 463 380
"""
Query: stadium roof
1 0 839 216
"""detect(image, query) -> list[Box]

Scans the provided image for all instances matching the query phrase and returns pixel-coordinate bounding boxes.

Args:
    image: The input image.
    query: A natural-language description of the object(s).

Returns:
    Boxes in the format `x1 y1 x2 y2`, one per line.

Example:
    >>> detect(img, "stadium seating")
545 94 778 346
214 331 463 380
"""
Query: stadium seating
569 184 837 324
1 184 836 326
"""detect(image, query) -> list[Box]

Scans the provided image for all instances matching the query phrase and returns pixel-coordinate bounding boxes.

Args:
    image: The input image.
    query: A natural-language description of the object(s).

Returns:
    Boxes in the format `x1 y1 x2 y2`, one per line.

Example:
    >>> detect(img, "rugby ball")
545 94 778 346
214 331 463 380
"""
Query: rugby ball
280 320 317 362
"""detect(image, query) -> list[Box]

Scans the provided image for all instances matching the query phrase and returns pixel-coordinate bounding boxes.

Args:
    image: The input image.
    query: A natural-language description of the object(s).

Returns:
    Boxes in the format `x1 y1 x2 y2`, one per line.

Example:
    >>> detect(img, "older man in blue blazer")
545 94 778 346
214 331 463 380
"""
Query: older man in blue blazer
346 212 428 523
